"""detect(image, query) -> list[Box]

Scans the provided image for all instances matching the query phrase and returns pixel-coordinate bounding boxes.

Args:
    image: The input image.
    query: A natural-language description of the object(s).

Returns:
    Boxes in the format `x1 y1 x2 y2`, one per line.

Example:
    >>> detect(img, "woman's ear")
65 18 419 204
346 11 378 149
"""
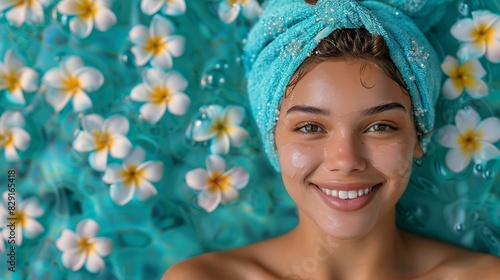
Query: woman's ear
413 141 423 159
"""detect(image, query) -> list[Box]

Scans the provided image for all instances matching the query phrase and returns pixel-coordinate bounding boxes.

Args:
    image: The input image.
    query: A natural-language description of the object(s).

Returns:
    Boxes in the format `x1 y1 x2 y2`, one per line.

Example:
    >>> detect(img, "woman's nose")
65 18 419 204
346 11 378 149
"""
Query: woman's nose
323 132 367 174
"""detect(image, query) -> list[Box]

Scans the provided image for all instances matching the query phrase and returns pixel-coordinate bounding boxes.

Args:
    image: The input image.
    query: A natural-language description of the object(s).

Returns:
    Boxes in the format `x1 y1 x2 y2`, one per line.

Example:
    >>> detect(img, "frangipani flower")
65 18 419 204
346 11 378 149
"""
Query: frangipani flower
451 10 500 62
218 0 262 24
73 114 132 171
56 219 112 273
57 0 117 38
0 191 44 246
0 49 39 105
130 68 190 123
438 108 500 173
102 146 163 206
129 15 185 69
441 56 488 99
140 0 186 16
186 155 249 212
0 0 47 27
191 105 248 154
43 56 103 112
0 110 30 161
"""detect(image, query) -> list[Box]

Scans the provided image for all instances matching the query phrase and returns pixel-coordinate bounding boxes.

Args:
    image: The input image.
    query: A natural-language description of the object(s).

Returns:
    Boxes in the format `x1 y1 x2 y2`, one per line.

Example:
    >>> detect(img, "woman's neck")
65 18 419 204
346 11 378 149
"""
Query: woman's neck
280 209 416 279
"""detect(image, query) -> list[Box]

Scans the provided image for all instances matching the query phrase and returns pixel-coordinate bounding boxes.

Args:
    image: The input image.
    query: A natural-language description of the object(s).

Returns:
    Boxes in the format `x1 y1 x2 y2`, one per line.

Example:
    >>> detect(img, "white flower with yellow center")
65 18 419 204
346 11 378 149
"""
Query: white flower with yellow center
451 10 500 62
438 108 500 173
130 68 190 123
102 146 163 206
0 49 39 105
73 114 132 171
218 0 261 24
42 56 103 113
140 0 185 16
0 191 44 246
191 105 249 154
440 56 488 99
0 110 30 161
0 0 47 27
56 219 112 273
128 15 185 69
57 0 117 39
186 155 249 212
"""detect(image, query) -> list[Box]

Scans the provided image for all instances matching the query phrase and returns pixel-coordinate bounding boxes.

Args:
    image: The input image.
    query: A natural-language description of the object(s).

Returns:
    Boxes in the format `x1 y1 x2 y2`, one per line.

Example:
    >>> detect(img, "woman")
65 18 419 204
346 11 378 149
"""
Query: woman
164 0 500 278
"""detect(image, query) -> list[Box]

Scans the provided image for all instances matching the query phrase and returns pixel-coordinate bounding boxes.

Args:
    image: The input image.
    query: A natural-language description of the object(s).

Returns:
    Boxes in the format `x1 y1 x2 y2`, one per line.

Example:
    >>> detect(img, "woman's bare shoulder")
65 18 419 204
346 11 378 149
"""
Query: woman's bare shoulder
161 253 219 280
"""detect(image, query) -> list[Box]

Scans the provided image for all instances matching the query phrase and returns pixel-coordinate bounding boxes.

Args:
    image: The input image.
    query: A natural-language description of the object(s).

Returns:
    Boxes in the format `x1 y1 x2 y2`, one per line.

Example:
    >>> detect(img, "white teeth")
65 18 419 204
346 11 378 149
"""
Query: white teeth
320 186 374 200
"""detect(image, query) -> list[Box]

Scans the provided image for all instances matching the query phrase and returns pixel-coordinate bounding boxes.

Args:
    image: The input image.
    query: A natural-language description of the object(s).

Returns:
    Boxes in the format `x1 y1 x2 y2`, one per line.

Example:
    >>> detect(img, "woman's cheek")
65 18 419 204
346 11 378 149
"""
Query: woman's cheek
278 143 321 179
368 142 415 181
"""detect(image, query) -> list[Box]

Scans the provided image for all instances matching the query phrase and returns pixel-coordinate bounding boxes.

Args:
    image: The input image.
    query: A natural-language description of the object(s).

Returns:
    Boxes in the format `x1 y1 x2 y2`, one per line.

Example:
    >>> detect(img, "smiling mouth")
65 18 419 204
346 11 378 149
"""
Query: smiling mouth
311 183 382 200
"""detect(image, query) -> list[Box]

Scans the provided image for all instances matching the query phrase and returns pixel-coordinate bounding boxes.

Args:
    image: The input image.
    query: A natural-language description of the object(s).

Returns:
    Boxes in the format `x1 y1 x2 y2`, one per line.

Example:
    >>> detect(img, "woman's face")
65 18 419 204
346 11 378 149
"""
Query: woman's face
275 59 422 239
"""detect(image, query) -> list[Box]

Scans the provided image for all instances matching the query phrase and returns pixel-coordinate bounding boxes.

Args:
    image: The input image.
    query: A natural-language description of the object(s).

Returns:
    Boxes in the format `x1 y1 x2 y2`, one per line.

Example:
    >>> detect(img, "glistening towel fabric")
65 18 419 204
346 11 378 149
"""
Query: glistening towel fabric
243 0 444 171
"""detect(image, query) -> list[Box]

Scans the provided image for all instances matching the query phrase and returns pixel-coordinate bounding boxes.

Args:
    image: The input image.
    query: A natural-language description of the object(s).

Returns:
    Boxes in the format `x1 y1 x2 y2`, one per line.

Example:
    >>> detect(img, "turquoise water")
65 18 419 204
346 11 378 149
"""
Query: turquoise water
0 0 499 279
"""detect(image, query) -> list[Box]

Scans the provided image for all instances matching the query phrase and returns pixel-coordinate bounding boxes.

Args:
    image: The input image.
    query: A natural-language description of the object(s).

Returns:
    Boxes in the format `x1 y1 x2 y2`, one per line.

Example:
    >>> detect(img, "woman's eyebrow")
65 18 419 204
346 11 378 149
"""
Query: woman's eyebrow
361 102 407 116
286 105 330 116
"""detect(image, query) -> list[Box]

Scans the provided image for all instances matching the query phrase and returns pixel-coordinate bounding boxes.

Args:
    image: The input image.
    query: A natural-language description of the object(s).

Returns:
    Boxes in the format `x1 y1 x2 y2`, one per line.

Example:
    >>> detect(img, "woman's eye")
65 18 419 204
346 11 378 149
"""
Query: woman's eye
367 123 396 132
295 123 324 134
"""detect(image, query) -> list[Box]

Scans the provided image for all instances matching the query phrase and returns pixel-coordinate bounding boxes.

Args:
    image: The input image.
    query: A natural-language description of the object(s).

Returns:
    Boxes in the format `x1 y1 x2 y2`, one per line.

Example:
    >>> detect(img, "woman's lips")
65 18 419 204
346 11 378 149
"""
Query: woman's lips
311 182 382 211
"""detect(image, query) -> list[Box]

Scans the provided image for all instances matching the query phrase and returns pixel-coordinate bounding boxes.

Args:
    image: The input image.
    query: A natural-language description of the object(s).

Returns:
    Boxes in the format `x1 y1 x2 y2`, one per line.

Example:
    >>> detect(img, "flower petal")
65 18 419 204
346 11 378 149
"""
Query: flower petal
191 121 217 142
19 67 39 92
442 78 464 100
164 71 187 91
438 125 461 148
42 68 65 88
72 90 93 112
85 251 105 273
109 134 131 159
62 250 86 271
162 0 185 16
167 93 190 115
6 88 26 105
131 46 152 67
485 37 500 63
6 5 27 27
56 229 79 251
224 106 244 125
440 56 458 77
21 197 44 217
218 2 240 24
89 149 108 171
151 15 174 37
57 0 79 15
220 186 238 204
27 2 44 24
124 146 145 166
135 178 157 201
93 237 112 256
4 146 19 161
102 164 124 184
455 108 480 135
130 84 150 102
69 17 93 38
457 42 486 60
463 77 488 98
165 35 185 57
0 110 24 129
128 25 149 45
10 127 30 151
5 49 25 70
206 154 226 174
110 183 135 206
474 141 500 163
143 68 165 87
226 126 248 147
81 114 104 133
23 218 44 238
61 56 84 74
225 167 249 190
241 0 261 19
445 148 472 173
210 133 230 154
75 67 104 92
151 50 173 69
45 88 71 112
141 0 164 15
77 219 100 238
460 58 486 77
137 161 163 182
477 117 500 143
198 190 221 213
93 8 116 32
185 168 209 190
103 115 129 135
73 131 96 152
450 18 476 42
140 103 166 123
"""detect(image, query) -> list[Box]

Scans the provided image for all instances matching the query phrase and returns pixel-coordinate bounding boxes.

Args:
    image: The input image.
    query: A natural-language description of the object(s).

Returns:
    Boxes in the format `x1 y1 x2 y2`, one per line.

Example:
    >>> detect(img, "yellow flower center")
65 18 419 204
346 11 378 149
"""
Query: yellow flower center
76 0 98 20
77 237 95 254
11 210 27 227
0 130 14 148
210 118 228 137
92 130 112 151
62 75 82 95
121 165 145 186
227 0 247 6
473 23 495 44
150 86 171 105
15 0 34 7
458 129 482 155
1 71 21 92
208 172 230 192
144 36 167 56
